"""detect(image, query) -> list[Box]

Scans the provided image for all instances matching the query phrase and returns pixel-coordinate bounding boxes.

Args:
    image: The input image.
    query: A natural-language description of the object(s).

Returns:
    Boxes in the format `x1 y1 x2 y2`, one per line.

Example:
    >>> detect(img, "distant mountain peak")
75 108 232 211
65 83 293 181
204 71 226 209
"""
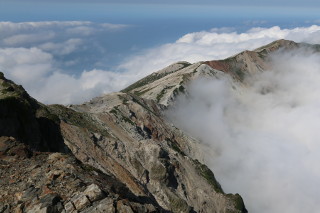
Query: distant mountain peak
254 39 299 53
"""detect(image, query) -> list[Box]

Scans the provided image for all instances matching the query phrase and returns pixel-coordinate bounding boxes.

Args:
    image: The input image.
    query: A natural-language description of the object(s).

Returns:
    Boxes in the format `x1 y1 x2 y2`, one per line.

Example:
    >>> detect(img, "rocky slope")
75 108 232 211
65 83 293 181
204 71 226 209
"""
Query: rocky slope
122 39 314 107
1 39 309 213
0 62 245 213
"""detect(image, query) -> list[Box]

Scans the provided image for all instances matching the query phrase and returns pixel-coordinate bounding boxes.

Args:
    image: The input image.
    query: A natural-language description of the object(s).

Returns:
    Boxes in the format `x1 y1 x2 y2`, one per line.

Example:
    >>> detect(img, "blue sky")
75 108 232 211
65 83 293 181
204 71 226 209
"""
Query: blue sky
0 1 320 104
4 0 320 6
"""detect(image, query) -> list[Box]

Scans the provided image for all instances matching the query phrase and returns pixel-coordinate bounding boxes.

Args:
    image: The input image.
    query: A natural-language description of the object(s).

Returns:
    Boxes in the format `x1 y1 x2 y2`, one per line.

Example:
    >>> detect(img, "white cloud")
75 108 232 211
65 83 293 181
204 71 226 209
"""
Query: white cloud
2 23 320 106
0 21 128 49
34 69 131 104
166 49 320 213
100 23 129 30
65 26 96 36
0 21 88 40
3 32 56 46
0 46 134 104
0 47 53 85
39 39 83 55
0 21 133 104
0 21 125 34
120 25 320 77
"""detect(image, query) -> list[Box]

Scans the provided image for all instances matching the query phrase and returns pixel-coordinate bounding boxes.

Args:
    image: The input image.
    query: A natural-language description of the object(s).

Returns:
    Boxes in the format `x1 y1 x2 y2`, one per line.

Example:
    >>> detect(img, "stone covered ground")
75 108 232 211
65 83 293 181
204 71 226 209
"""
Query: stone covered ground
0 136 159 213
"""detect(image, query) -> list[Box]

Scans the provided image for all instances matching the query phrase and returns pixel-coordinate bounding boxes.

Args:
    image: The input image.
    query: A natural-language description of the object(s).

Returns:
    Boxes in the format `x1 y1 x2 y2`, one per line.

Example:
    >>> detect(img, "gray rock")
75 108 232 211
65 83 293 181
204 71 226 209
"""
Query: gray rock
0 204 10 213
71 194 91 211
39 193 61 208
64 201 76 212
25 204 47 213
13 203 24 213
80 197 115 213
83 184 105 202
21 186 40 201
24 193 64 213
117 200 134 213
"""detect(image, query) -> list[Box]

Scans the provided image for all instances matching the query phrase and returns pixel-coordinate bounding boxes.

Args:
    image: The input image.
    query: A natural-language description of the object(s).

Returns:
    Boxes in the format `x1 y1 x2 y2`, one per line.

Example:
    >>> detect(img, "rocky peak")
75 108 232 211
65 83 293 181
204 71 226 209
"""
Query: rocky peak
204 39 300 81
4 40 313 212
123 40 301 107
122 62 224 106
253 39 299 53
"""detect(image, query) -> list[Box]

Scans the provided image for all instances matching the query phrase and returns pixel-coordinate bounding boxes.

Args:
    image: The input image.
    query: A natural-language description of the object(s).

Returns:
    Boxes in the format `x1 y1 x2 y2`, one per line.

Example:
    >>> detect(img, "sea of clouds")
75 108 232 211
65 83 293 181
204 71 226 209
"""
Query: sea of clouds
167 48 320 212
0 21 128 104
1 22 320 104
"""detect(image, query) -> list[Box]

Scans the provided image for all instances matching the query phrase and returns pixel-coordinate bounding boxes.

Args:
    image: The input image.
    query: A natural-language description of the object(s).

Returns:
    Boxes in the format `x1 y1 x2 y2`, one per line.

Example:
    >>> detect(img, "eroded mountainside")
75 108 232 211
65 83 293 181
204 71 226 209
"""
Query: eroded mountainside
122 39 315 107
1 39 311 213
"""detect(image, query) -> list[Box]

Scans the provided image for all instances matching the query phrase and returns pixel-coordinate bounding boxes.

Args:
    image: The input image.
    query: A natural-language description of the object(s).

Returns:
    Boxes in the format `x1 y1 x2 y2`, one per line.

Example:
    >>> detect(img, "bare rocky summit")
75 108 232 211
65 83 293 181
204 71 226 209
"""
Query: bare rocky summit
122 39 310 107
1 39 311 213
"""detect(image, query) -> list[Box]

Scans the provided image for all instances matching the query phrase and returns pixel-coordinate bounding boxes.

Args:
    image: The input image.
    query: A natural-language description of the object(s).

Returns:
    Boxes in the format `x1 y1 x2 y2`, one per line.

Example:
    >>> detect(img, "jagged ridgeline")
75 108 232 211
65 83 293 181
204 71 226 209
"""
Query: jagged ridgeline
2 39 314 213
121 39 316 107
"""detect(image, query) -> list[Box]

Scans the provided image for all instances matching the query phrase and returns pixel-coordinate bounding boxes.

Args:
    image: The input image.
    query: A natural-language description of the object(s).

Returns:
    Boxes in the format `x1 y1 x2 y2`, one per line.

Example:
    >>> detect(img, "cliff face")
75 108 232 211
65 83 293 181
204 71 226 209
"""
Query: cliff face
2 39 306 213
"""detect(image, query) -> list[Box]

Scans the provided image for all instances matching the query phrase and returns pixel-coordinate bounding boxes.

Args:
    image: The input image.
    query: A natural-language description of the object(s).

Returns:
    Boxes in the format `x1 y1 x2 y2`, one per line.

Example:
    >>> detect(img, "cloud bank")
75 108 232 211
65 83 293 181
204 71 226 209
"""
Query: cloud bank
167 49 320 212
0 21 129 104
2 22 320 104
121 25 320 75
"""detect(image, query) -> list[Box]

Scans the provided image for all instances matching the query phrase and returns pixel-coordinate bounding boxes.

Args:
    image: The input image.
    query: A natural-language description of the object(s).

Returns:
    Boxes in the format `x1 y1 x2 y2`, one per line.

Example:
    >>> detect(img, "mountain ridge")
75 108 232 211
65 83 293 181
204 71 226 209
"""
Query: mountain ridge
121 39 304 107
1 39 310 213
1 72 246 212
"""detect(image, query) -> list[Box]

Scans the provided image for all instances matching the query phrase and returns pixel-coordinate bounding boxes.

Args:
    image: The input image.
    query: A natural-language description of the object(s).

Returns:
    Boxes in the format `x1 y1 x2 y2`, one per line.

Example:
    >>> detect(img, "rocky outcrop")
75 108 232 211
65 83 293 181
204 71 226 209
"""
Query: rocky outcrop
121 61 222 107
204 39 300 80
59 92 245 212
0 136 160 213
0 74 67 152
1 39 306 213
